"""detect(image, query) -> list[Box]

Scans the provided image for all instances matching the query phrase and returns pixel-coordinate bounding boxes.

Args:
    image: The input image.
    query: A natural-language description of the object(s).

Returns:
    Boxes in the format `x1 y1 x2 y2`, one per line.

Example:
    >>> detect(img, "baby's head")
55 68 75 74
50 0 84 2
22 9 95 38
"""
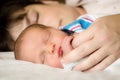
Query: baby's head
14 24 73 68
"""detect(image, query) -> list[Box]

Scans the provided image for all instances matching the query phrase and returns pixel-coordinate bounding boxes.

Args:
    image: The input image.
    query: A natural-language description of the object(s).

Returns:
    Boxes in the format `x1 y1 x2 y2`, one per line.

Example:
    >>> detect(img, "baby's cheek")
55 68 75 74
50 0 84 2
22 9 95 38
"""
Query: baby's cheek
46 60 63 68
44 56 63 68
52 63 63 68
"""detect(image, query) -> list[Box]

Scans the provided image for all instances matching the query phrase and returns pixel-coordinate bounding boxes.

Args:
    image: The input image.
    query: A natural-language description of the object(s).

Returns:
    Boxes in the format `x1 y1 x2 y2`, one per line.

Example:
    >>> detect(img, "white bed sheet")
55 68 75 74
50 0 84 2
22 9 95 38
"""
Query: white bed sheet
0 52 120 80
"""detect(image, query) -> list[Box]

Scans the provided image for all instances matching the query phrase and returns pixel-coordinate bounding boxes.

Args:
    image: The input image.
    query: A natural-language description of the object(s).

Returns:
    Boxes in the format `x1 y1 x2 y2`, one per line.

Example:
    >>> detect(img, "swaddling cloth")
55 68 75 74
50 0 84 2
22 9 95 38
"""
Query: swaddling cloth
61 57 87 71
62 61 79 71
59 14 94 33
60 15 94 71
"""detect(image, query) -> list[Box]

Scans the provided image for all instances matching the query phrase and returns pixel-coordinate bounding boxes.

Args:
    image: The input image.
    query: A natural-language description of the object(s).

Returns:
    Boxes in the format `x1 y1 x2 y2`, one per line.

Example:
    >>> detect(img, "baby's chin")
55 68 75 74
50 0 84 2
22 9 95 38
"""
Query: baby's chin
49 62 63 69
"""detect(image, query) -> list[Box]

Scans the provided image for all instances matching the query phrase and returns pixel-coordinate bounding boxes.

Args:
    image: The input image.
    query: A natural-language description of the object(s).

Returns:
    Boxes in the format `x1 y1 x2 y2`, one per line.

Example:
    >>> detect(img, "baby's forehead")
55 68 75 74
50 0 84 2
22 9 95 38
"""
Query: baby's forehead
23 26 43 35
18 27 38 47
20 24 53 39
25 26 40 32
19 26 39 41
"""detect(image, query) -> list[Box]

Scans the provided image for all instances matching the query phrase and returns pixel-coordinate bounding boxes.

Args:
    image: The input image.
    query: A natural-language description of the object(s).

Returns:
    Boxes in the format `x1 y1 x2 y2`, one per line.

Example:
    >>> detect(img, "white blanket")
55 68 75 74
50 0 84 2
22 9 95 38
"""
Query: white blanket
0 52 120 80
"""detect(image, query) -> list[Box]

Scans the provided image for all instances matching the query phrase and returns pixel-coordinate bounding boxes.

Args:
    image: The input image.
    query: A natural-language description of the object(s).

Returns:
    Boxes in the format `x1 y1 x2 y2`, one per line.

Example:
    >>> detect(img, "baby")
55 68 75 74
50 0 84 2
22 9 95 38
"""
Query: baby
14 24 75 68
14 15 94 70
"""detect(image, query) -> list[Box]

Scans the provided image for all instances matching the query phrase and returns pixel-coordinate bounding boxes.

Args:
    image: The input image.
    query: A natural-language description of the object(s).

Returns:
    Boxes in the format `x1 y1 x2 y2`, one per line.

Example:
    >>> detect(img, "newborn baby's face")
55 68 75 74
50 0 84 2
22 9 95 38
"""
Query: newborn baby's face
19 26 73 68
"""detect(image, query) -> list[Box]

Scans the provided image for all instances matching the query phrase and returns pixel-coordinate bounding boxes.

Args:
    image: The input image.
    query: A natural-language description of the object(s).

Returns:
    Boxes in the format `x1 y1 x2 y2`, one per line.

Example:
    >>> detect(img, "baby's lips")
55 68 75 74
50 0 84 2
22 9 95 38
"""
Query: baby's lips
58 47 63 57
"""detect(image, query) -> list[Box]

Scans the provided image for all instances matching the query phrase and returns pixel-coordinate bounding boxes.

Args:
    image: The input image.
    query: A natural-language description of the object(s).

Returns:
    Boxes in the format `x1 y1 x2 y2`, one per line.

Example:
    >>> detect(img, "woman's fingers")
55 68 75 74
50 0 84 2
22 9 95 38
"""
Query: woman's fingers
86 42 120 71
72 25 96 48
73 40 120 71
73 46 108 71
87 54 118 72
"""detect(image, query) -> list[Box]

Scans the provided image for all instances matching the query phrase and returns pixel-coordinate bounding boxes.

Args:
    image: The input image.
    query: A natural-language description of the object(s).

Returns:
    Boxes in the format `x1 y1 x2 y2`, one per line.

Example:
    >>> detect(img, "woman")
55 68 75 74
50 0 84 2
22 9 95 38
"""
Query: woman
0 0 85 51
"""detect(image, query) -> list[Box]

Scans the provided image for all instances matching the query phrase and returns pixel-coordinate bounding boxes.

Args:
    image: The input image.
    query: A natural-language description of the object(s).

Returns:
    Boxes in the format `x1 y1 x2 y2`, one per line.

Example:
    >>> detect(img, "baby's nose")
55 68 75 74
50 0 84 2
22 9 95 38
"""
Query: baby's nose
47 43 55 54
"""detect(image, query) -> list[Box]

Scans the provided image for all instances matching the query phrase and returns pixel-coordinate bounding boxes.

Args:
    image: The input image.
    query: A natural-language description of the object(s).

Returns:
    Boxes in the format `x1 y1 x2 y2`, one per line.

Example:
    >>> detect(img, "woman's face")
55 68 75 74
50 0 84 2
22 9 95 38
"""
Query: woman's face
9 4 84 41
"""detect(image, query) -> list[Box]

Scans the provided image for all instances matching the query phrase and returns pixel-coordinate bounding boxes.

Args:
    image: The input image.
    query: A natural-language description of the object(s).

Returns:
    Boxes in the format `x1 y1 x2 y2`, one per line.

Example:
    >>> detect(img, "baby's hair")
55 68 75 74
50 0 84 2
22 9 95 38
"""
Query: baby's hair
14 24 49 59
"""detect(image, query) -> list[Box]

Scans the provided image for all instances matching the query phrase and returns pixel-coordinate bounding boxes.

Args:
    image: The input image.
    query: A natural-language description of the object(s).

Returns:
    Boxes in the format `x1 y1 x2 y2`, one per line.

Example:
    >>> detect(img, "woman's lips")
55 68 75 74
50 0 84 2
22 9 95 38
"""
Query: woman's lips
61 36 74 56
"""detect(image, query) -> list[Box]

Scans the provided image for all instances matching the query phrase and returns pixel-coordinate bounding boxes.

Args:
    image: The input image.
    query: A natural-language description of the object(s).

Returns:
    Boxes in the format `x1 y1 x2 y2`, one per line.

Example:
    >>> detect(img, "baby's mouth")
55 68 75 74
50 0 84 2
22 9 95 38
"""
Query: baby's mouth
58 47 63 57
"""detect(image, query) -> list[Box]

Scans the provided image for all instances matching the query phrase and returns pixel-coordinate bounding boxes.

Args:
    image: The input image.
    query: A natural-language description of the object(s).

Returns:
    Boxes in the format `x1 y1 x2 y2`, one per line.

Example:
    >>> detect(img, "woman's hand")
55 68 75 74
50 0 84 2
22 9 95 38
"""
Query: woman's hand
61 14 120 72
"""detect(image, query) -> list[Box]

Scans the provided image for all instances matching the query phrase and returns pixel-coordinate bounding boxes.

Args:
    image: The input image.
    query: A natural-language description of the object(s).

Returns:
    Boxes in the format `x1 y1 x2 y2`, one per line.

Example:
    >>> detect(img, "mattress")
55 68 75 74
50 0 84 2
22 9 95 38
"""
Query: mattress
0 52 120 80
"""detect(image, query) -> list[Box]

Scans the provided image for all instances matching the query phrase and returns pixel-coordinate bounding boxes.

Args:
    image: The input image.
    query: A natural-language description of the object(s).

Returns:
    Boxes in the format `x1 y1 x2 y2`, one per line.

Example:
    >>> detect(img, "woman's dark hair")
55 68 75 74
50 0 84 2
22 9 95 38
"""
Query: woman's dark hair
0 0 43 51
